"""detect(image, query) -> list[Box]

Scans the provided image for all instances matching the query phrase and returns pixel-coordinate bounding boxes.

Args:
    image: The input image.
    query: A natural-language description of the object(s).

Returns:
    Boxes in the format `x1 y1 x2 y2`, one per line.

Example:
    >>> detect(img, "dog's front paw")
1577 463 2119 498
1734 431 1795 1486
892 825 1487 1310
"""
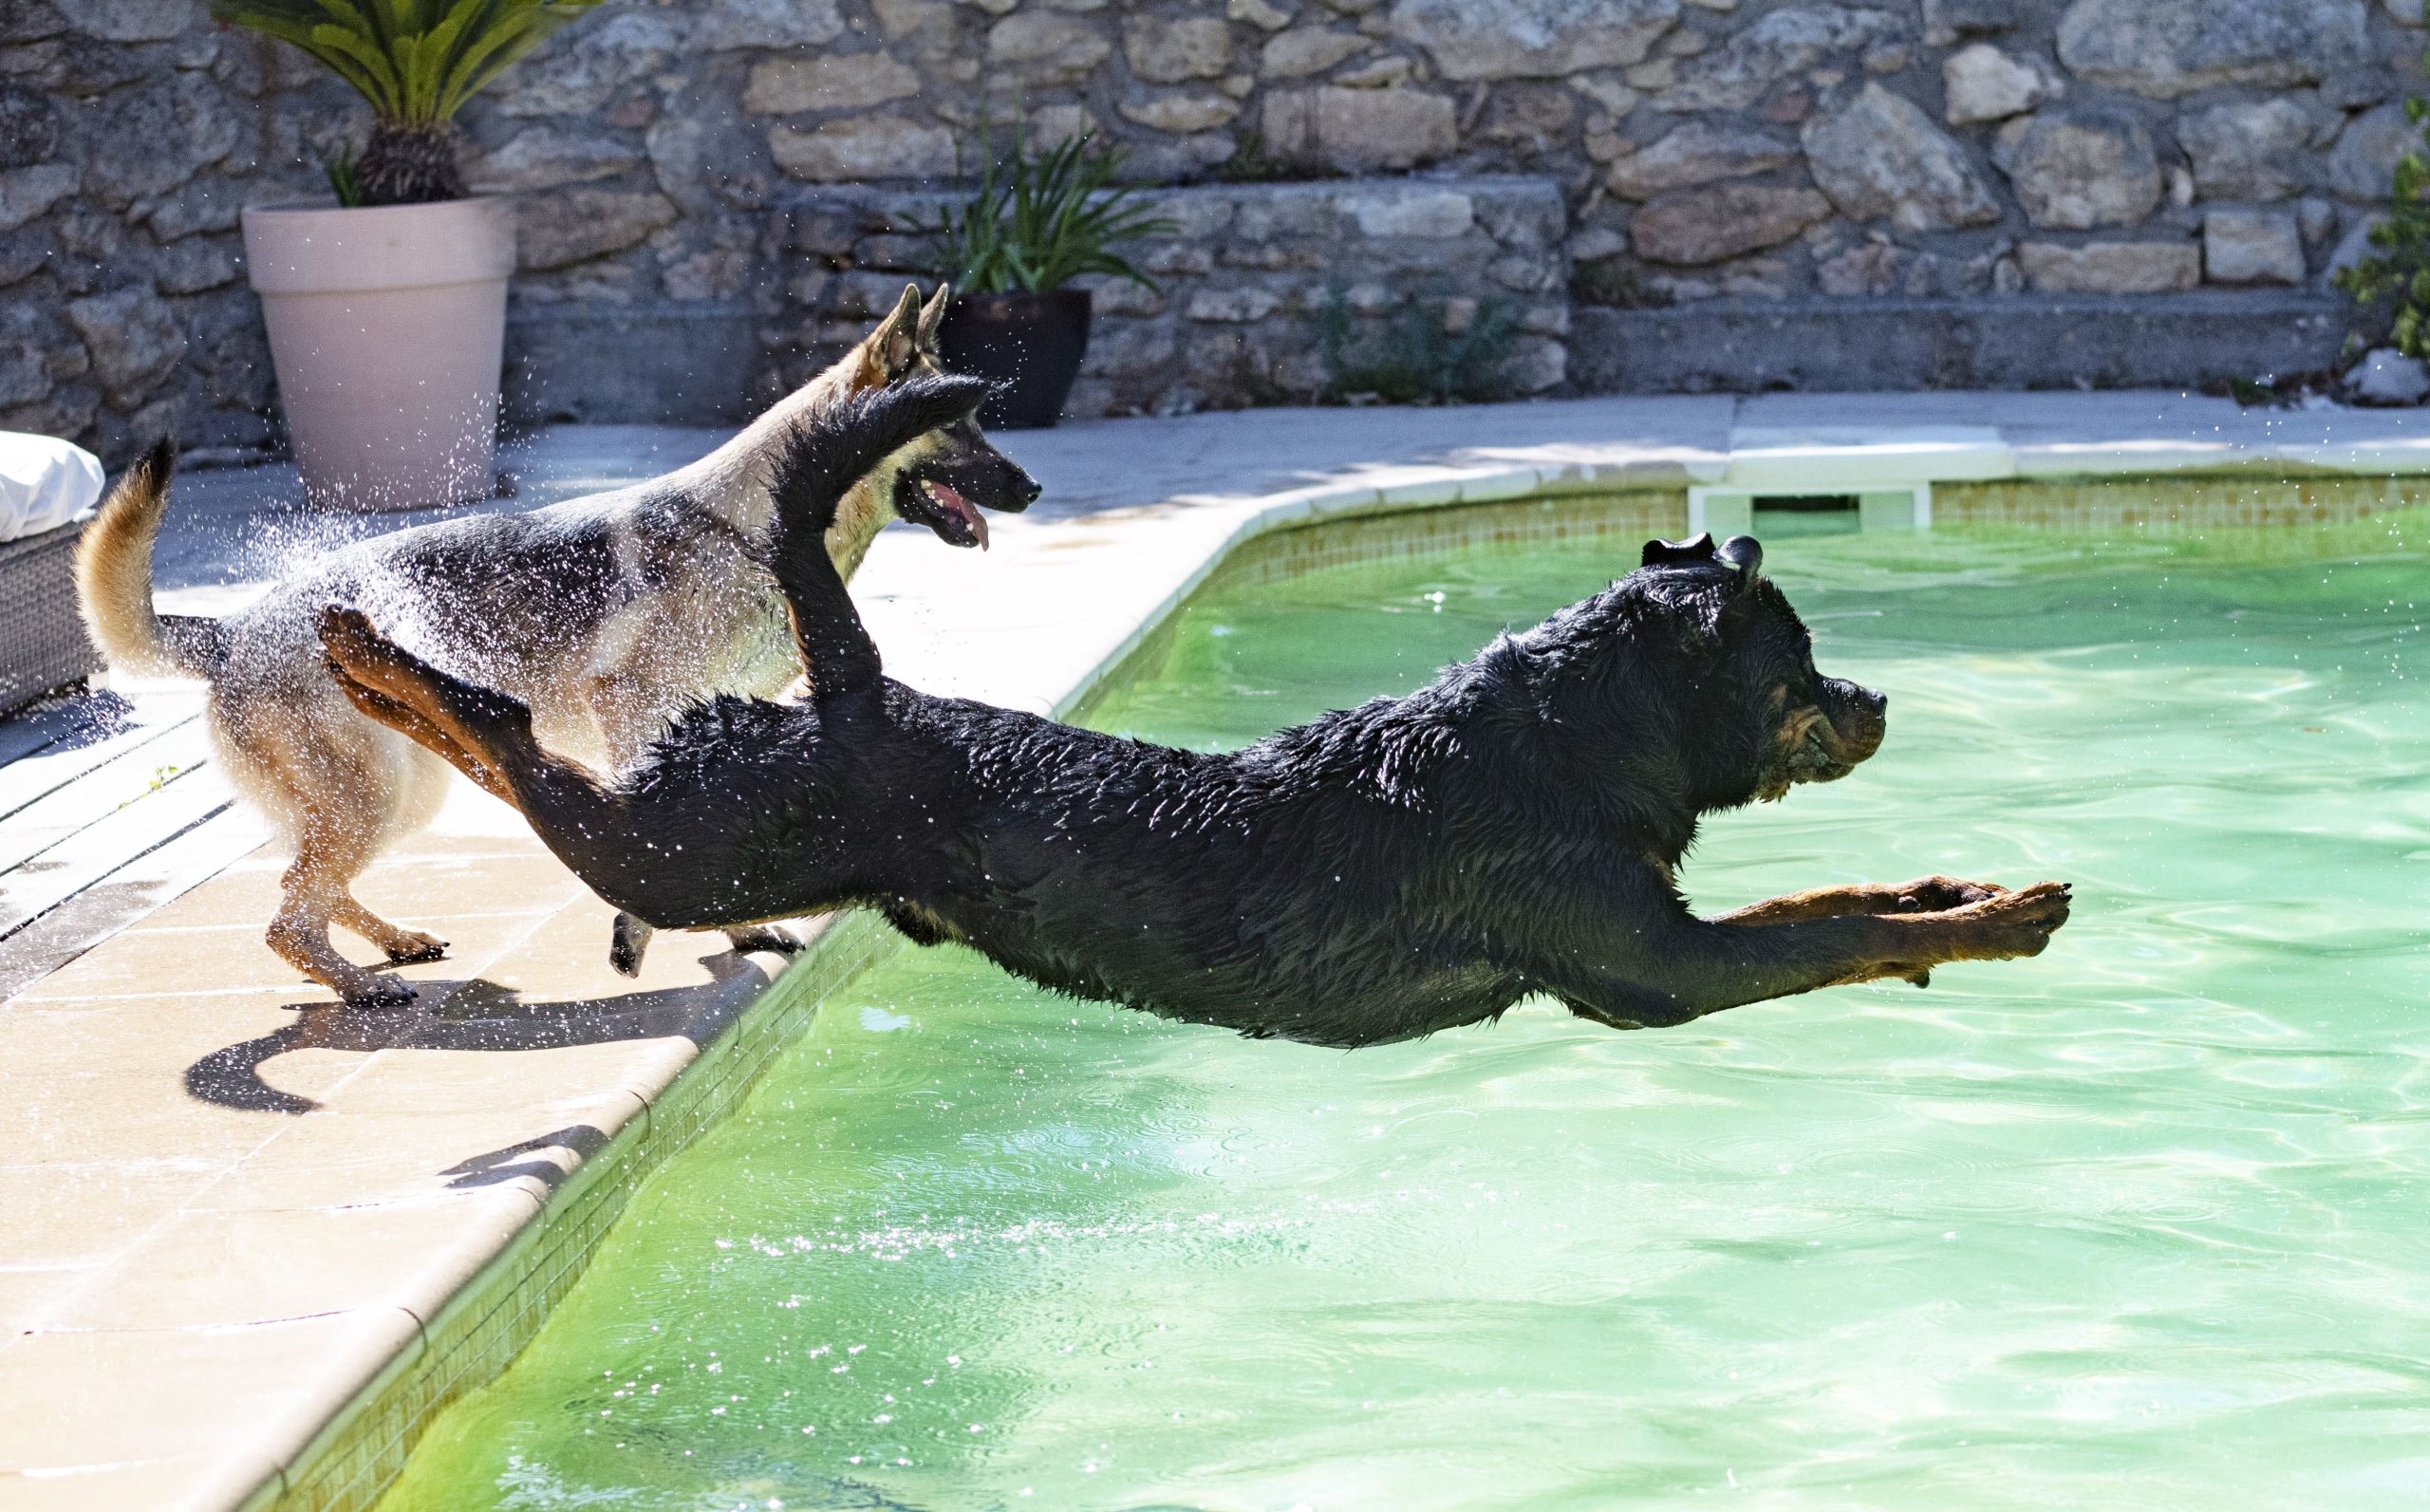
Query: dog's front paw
1949 880 2071 960
384 931 447 965
1892 875 2009 913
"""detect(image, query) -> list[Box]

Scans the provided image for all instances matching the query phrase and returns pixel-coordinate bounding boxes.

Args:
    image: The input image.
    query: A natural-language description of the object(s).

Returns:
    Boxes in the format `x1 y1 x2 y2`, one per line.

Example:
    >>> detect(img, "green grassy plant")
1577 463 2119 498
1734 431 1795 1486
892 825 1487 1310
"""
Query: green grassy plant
2334 46 2430 358
1311 287 1523 405
213 0 601 205
923 118 1176 294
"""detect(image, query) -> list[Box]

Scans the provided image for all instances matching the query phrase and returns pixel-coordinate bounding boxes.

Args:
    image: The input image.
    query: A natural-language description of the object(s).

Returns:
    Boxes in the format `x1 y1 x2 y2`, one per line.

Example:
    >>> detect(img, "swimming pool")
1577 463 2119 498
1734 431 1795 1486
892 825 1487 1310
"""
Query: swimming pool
379 513 2428 1509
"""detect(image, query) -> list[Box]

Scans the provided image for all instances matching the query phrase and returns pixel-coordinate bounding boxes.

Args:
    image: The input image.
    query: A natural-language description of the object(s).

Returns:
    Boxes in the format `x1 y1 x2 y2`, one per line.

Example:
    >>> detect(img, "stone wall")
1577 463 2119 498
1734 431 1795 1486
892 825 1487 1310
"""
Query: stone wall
4 0 2422 463
771 177 1569 414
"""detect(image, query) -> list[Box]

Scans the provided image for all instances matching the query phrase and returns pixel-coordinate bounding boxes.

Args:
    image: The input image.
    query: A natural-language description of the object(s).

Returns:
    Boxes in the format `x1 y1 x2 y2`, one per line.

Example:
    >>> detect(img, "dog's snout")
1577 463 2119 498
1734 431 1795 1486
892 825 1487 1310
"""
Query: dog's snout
1019 472 1042 507
1831 680 1887 761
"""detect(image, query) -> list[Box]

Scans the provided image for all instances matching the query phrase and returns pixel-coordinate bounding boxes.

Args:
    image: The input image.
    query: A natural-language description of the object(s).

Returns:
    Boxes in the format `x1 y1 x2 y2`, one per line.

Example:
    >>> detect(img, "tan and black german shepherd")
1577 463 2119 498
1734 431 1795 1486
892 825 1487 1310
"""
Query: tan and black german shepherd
76 285 1037 1005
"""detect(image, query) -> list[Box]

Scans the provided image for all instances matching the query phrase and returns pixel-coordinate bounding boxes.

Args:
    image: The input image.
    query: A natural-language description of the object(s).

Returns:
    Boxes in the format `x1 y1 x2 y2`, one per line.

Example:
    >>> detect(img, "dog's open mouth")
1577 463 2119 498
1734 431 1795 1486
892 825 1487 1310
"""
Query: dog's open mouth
905 477 988 551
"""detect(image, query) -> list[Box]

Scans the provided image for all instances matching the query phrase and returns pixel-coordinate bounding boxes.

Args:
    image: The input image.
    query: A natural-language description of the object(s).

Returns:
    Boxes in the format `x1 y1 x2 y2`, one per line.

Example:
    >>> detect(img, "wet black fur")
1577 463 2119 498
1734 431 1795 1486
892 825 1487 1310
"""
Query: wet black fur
346 377 1938 1048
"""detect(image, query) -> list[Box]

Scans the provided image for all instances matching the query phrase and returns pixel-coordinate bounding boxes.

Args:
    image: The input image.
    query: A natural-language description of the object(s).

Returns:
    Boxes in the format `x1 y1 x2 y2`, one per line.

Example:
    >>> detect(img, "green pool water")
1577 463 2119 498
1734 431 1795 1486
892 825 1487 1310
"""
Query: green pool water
382 514 2430 1511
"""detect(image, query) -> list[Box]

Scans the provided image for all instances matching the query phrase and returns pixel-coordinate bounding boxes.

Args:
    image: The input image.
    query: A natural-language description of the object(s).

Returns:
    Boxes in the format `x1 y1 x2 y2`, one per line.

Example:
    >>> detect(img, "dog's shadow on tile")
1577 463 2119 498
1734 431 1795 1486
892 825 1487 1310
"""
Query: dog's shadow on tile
182 950 769 1115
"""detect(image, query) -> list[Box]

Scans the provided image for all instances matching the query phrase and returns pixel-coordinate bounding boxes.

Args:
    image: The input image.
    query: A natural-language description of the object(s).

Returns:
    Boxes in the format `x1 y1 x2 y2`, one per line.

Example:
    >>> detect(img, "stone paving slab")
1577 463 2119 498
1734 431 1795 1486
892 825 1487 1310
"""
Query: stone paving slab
3 390 2428 1510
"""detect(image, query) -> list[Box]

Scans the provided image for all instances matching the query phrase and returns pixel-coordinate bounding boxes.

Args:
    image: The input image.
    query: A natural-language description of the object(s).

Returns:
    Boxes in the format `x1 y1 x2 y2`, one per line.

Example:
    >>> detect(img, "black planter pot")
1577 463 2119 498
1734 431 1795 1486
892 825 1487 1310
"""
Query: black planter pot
936 288 1091 430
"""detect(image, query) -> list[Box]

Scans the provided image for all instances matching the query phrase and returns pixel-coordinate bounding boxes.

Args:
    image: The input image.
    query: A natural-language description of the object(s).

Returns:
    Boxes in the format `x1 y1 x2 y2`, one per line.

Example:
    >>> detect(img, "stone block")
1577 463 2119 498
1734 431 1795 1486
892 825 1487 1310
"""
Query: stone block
1259 86 1456 171
1940 44 2061 124
516 189 680 271
2348 347 2430 402
0 225 47 289
1817 240 1903 294
989 11 1114 84
1186 287 1285 321
1125 15 1233 82
1993 107 2160 230
744 53 922 114
1804 83 1999 232
1631 183 1832 264
64 285 183 398
1387 0 1680 80
493 13 682 117
2055 0 2369 98
1337 186 1474 236
2321 64 2395 111
1119 91 1243 133
1504 334 1567 392
0 84 57 169
1229 0 1296 28
1474 185 1568 248
768 119 957 182
2329 103 2418 202
1604 122 1796 198
0 162 74 232
2202 208 2305 284
2178 99 2317 201
2015 239 2199 292
68 70 237 207
1260 26 1369 77
1336 55 1412 86
465 127 643 193
1661 5 1905 111
149 237 235 295
53 0 191 41
692 0 846 49
1922 0 2016 45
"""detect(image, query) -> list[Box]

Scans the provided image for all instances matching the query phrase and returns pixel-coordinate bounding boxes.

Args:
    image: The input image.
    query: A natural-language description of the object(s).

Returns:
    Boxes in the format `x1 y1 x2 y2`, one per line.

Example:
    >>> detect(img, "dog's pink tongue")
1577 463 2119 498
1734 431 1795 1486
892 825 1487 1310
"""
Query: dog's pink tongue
928 479 986 550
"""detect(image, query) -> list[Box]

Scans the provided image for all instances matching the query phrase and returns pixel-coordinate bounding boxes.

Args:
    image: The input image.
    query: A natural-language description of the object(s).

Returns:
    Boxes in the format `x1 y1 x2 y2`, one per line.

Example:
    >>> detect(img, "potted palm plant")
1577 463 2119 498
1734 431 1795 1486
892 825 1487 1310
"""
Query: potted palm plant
923 123 1174 429
217 0 600 509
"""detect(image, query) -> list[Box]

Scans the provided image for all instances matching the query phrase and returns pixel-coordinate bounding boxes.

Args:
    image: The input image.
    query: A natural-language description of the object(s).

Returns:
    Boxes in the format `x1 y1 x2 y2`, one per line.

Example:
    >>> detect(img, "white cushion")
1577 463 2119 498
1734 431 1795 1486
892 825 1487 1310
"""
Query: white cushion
0 432 105 543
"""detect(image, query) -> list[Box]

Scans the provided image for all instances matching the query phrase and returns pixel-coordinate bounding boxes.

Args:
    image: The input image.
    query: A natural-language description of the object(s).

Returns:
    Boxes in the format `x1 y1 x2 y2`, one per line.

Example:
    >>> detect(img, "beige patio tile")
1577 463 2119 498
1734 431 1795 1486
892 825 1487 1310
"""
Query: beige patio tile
0 1449 285 1511
321 1032 706 1118
0 1160 214 1274
37 1188 542 1331
0 1267 93 1332
186 1093 647 1213
17 902 560 1004
0 1307 420 1473
0 1071 294 1171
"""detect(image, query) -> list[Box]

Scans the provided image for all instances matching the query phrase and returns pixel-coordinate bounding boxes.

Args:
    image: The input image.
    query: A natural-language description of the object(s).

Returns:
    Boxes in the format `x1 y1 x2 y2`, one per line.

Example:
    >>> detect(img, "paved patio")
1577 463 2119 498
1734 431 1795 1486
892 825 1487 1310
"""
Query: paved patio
3 389 2427 1510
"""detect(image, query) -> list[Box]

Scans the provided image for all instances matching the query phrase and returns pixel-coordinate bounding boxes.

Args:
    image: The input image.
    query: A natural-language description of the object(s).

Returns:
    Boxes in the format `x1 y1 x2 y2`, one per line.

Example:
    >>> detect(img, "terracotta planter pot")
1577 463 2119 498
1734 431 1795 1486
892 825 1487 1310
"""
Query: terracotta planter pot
242 196 515 511
936 288 1092 430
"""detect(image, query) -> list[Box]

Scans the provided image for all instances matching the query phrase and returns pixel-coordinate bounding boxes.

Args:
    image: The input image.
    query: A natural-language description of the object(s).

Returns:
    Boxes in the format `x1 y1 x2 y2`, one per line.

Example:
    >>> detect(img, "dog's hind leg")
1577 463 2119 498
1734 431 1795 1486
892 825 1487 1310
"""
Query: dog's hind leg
608 912 653 977
267 812 423 1006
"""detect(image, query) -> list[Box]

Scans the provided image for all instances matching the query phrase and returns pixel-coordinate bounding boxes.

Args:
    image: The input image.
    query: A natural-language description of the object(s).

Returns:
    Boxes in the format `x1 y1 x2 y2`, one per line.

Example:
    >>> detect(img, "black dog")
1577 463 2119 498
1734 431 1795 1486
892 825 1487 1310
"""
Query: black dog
321 377 2070 1047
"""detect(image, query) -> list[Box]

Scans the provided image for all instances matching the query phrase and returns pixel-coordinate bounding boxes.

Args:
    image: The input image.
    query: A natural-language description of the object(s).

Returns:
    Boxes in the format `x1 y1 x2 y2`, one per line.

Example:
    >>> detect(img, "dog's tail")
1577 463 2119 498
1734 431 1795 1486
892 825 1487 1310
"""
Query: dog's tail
766 372 994 538
73 439 224 681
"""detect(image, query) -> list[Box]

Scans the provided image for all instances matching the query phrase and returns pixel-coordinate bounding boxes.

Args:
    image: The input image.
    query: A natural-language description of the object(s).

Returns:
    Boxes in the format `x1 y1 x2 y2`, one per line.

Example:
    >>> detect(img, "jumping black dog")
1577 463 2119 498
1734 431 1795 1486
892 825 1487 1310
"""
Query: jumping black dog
320 376 2071 1047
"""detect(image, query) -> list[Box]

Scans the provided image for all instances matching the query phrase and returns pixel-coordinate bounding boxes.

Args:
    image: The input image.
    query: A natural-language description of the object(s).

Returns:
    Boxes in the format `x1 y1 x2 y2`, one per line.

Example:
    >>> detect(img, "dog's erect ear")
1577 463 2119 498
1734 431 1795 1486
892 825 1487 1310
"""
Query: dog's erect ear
916 282 950 351
871 284 924 379
1641 532 1715 569
1717 534 1763 583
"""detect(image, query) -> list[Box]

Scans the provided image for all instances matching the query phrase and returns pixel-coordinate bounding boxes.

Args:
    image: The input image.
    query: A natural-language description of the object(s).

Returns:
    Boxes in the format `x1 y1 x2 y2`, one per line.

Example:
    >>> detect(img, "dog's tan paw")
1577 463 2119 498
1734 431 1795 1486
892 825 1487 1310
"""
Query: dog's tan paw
384 932 447 965
1893 875 2009 913
1951 880 2071 960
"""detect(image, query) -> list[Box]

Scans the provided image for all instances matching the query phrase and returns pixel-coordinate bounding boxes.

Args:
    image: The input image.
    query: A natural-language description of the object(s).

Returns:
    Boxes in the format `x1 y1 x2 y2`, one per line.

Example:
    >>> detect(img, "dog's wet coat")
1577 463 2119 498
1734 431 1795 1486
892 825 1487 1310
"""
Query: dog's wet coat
324 377 2070 1047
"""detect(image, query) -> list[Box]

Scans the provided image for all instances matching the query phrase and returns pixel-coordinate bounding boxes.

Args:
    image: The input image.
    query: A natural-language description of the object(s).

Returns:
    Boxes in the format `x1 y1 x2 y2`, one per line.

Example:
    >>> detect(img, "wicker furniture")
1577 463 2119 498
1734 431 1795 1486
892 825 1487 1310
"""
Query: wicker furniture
0 519 96 716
